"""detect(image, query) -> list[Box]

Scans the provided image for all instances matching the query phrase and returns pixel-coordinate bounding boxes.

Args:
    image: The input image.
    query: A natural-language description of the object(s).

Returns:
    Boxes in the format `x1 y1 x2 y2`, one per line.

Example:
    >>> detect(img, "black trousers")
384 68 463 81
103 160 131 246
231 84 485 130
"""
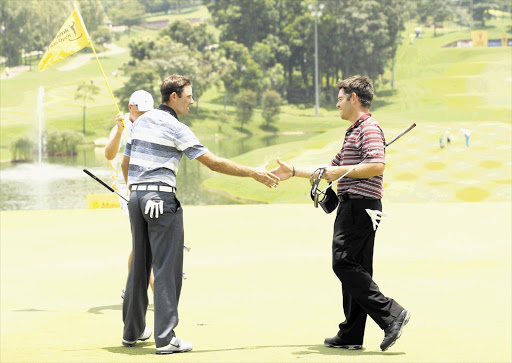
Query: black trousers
123 190 184 348
332 198 403 345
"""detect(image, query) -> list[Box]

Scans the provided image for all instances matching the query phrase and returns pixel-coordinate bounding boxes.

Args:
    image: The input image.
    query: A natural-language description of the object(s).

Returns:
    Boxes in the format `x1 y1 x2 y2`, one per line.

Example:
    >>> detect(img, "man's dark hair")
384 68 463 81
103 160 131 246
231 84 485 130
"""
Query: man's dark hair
337 75 374 108
160 74 191 103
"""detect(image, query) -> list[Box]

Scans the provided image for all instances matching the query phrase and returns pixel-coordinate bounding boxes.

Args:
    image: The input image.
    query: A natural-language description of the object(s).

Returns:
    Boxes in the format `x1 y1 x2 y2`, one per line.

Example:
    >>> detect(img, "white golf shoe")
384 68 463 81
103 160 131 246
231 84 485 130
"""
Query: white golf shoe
156 336 193 354
122 327 152 347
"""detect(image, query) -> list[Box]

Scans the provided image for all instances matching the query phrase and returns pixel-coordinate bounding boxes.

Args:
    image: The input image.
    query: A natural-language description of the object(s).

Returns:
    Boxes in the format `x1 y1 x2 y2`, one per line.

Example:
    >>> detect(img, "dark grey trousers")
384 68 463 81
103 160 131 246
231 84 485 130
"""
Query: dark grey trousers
332 198 403 345
122 190 184 348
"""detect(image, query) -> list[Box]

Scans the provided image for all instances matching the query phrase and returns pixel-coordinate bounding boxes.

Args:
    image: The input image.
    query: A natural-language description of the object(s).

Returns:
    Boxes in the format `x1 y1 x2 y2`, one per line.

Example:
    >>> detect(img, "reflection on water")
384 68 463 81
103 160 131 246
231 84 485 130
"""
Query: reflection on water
0 133 311 210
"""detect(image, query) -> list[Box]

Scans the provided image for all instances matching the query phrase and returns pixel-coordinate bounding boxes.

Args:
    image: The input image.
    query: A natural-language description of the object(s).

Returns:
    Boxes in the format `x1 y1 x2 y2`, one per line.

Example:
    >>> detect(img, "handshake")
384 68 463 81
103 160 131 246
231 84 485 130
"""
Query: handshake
251 159 296 189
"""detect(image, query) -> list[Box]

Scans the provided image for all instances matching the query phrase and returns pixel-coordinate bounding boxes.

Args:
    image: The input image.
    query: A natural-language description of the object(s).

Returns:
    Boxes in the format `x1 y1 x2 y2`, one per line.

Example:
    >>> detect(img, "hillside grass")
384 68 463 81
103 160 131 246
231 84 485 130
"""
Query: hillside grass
1 12 510 204
0 4 340 161
203 19 512 204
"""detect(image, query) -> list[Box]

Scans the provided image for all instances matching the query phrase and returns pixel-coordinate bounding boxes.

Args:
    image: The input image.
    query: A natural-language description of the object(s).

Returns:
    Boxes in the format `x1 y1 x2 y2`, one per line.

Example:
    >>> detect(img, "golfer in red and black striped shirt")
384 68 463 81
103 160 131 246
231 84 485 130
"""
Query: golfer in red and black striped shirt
271 75 410 352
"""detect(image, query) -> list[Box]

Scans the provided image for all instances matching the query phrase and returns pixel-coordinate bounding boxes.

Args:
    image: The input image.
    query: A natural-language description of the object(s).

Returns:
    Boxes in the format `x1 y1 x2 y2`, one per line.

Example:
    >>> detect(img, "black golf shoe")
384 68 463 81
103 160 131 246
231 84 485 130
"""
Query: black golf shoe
380 309 411 351
324 335 362 350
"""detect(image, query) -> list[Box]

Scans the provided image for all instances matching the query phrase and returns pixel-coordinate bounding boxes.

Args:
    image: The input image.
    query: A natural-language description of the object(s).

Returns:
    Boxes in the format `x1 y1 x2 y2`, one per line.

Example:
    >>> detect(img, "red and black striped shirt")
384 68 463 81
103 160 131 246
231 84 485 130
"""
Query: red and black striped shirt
330 113 386 199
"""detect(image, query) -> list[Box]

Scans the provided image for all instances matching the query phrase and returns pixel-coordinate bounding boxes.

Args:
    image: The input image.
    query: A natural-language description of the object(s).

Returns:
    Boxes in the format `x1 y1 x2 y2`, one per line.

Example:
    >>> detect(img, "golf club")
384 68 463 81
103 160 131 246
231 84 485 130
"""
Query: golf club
321 123 417 193
83 169 129 203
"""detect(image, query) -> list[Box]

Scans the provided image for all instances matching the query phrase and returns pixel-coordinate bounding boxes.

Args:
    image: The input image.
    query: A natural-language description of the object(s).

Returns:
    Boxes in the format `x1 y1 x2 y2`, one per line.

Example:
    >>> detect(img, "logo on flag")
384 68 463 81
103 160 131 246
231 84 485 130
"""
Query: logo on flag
38 7 90 71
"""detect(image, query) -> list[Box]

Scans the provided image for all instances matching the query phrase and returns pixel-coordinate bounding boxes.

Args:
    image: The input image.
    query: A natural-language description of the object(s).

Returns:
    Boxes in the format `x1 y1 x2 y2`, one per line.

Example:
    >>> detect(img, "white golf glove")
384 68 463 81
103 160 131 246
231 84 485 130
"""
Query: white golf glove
365 209 388 231
145 200 163 218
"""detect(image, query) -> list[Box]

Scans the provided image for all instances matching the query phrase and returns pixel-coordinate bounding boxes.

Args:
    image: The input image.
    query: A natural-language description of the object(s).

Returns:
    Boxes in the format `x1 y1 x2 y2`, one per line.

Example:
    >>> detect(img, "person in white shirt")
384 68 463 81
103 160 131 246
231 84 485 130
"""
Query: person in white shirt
105 90 155 297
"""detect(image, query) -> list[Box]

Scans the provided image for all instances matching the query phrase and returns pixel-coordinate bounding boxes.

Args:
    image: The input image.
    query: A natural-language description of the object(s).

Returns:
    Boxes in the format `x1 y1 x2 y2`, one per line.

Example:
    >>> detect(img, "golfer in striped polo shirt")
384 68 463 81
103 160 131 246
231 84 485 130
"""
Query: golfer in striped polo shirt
271 75 410 352
121 74 280 355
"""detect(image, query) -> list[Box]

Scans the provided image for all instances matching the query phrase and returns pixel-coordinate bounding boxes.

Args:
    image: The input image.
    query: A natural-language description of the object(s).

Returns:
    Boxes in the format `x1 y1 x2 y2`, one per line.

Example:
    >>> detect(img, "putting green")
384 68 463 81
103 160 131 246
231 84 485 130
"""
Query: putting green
1 203 510 362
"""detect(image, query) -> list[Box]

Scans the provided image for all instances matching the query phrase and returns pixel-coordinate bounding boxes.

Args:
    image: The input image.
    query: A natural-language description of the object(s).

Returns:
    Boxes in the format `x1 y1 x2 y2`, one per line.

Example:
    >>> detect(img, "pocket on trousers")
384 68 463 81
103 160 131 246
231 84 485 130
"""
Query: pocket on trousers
163 194 180 214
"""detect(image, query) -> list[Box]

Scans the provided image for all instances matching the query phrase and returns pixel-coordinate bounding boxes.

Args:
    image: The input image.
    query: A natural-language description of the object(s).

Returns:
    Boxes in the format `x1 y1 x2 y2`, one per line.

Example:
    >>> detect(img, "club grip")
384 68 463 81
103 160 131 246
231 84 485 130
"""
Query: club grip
83 169 115 193
385 123 416 147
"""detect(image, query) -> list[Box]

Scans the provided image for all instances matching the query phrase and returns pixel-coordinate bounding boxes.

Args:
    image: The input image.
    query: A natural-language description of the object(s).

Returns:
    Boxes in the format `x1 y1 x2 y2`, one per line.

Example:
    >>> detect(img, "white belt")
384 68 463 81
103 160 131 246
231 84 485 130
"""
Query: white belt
131 185 176 193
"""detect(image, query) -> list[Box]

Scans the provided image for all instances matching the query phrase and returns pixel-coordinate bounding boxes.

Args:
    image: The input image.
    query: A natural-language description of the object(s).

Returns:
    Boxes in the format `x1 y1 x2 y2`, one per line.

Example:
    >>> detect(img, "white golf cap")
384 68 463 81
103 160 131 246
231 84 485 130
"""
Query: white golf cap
129 90 154 112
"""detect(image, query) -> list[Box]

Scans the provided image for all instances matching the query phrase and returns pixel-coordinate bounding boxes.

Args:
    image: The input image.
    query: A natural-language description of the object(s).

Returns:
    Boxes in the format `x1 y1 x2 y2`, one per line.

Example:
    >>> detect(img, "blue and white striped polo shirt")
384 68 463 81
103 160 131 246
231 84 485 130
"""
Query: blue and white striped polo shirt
124 104 209 188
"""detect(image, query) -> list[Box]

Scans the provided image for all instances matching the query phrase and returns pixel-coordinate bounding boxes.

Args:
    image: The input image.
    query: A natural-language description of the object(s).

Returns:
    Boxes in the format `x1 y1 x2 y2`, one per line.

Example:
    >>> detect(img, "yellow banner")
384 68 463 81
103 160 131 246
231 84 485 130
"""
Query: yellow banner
471 30 488 47
86 193 121 209
38 7 90 71
501 33 508 47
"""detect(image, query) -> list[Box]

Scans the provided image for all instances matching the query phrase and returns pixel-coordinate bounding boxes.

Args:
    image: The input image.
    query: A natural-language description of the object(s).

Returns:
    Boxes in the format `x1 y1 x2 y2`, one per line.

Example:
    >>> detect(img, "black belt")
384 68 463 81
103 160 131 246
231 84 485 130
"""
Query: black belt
339 194 379 202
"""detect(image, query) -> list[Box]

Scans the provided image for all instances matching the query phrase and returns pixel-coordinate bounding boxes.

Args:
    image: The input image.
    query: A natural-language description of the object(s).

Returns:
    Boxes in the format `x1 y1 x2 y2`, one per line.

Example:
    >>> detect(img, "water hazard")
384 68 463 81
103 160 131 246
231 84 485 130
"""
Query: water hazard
0 133 312 210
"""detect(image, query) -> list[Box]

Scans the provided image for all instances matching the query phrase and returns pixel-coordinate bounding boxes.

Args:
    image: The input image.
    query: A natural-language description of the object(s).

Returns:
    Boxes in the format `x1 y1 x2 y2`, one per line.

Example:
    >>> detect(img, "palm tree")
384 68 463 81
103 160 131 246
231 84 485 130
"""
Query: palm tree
74 80 100 134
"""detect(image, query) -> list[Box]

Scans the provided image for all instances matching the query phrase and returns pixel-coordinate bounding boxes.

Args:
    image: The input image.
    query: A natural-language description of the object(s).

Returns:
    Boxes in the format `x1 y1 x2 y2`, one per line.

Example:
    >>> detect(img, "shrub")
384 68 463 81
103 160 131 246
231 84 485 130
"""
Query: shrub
261 90 282 130
11 136 34 162
235 90 258 130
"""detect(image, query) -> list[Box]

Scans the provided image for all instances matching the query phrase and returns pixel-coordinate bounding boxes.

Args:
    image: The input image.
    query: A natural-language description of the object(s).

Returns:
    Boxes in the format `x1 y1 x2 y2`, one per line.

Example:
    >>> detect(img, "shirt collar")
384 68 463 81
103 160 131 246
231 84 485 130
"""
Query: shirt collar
347 112 372 132
157 104 178 119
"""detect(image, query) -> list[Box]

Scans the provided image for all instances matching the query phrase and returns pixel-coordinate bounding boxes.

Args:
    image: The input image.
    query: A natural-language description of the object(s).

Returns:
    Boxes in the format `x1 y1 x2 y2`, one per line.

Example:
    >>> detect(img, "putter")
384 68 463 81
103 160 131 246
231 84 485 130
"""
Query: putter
83 169 129 203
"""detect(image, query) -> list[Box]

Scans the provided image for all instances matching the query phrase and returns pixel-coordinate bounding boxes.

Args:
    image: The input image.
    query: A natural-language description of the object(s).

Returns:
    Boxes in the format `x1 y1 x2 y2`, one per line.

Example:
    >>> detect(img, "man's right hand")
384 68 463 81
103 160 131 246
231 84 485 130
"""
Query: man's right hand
270 158 293 181
115 112 125 131
252 162 280 188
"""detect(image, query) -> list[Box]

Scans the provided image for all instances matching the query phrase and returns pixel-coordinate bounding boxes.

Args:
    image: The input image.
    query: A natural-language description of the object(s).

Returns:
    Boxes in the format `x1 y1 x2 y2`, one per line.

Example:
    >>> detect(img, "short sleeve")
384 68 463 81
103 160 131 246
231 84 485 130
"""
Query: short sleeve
124 140 132 158
361 124 385 164
174 124 209 160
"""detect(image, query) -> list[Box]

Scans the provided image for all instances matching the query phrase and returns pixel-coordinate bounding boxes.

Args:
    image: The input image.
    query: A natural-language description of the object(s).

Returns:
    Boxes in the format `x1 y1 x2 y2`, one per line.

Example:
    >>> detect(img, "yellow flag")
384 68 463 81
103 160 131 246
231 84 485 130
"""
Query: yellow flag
38 6 91 71
471 30 488 48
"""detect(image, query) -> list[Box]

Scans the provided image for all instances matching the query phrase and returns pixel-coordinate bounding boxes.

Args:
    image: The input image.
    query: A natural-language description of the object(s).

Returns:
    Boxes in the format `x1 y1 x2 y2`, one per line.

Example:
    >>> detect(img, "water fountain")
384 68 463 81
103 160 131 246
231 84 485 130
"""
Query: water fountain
37 86 44 166
0 86 110 210
0 89 312 210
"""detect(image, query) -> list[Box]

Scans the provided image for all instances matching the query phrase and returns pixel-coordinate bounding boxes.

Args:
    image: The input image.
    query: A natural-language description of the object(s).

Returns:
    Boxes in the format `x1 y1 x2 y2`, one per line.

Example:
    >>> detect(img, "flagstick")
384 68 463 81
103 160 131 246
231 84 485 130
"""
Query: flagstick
76 8 127 192
89 42 126 128
73 4 126 129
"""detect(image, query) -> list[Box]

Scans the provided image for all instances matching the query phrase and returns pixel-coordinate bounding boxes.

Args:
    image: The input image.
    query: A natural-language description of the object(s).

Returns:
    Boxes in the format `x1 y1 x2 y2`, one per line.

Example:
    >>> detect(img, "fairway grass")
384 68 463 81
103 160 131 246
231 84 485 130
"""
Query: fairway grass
203 120 512 204
1 203 511 362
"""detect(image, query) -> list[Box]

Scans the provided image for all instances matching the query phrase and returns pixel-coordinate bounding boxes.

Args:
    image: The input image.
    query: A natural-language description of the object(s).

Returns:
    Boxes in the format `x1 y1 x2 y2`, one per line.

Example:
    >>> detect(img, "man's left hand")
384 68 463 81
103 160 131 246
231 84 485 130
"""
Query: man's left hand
323 166 343 183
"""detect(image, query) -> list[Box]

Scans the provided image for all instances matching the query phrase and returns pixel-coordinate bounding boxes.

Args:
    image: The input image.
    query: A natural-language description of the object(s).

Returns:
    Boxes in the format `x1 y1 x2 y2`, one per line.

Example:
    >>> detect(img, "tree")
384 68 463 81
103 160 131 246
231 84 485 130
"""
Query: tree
108 0 145 33
144 39 200 106
77 0 106 33
11 136 34 162
91 26 113 45
140 0 172 13
206 0 280 48
328 0 406 82
129 39 156 61
206 0 305 98
119 25 224 117
160 20 216 52
261 90 282 130
46 130 84 156
158 21 224 114
114 69 159 107
235 90 258 131
206 0 407 102
0 0 72 66
0 1 30 66
416 0 453 36
75 81 100 134
220 41 264 94
470 0 500 27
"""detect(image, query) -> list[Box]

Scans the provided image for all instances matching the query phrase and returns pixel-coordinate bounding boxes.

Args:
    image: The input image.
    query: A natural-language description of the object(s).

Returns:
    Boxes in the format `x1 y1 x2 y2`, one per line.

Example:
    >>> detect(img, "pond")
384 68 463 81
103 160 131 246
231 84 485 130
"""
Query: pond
0 133 312 211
